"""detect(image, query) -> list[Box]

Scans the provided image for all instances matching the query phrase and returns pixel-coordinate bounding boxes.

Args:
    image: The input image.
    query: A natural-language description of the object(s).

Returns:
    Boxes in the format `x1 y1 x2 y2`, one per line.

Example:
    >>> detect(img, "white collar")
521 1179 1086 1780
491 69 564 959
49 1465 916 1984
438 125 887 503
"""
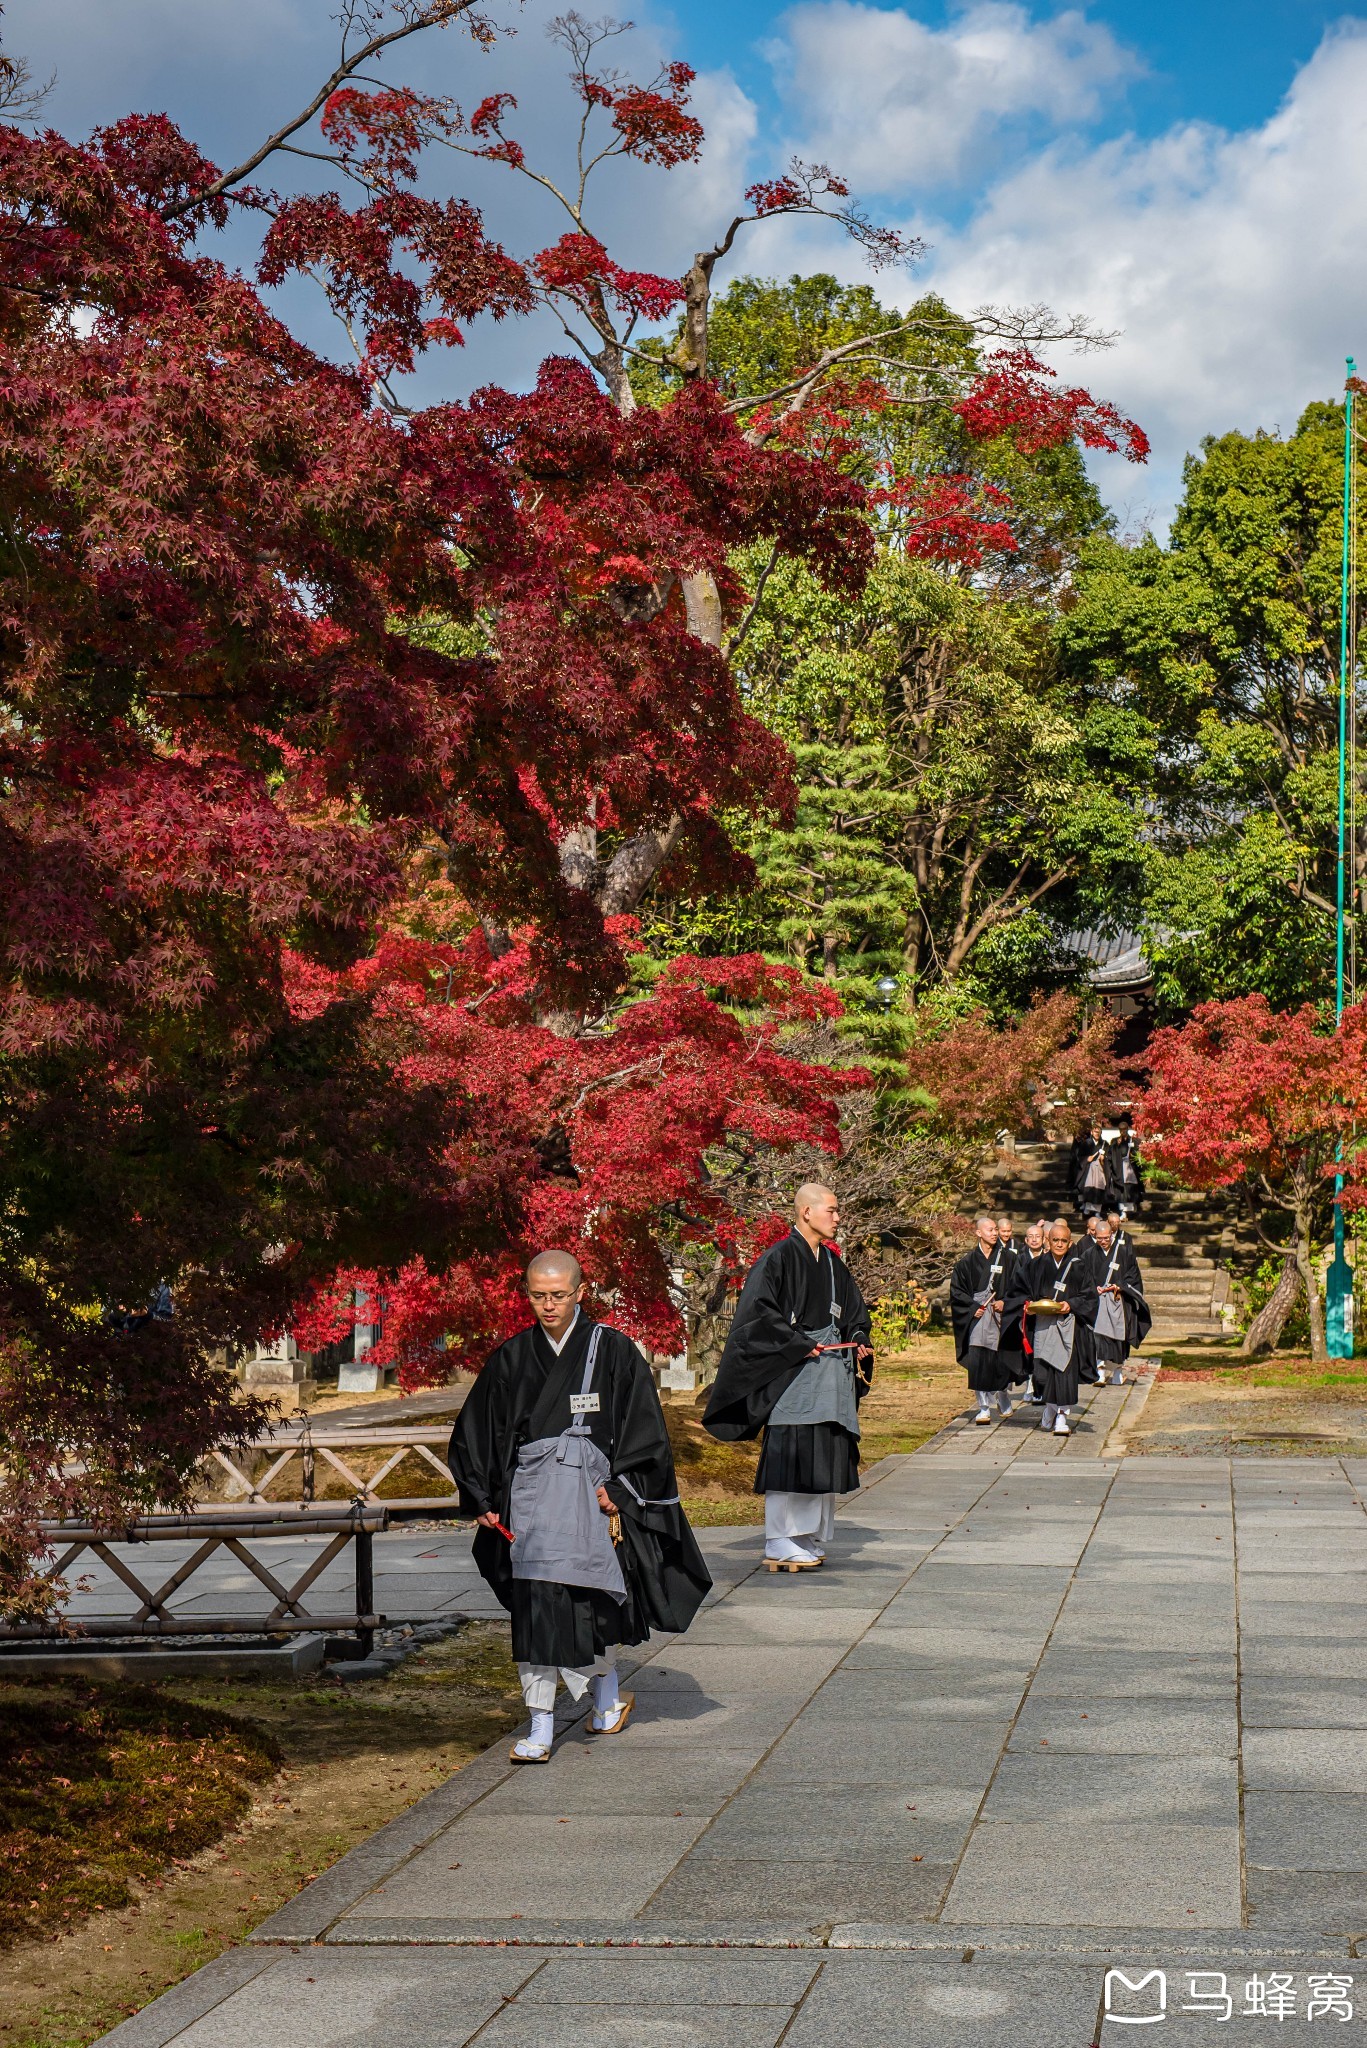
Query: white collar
542 1305 581 1357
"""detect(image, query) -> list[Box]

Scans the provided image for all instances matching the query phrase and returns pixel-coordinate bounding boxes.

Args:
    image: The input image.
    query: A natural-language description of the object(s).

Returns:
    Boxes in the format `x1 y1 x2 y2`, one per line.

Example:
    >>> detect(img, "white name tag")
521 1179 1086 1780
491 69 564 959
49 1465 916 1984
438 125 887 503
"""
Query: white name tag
569 1393 600 1415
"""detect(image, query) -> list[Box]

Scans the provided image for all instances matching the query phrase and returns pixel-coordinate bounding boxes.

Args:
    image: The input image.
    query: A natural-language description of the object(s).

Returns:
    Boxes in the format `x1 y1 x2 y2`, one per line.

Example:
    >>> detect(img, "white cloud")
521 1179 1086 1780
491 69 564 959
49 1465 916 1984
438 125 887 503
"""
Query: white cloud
742 9 1367 528
770 0 1137 192
911 19 1367 528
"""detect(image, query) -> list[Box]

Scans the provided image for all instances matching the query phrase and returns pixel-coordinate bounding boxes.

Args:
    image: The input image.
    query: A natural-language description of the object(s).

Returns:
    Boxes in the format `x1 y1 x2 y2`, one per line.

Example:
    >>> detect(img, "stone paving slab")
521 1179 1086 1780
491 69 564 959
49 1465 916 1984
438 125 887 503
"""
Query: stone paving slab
944 1818 1243 1928
102 1450 1367 2047
100 1943 1367 2047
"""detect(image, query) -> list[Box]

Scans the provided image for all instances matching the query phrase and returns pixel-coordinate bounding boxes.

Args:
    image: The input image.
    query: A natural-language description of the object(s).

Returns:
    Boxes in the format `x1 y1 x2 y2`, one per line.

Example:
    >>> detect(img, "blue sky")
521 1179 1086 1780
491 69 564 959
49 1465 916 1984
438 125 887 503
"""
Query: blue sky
693 0 1355 149
10 0 1366 529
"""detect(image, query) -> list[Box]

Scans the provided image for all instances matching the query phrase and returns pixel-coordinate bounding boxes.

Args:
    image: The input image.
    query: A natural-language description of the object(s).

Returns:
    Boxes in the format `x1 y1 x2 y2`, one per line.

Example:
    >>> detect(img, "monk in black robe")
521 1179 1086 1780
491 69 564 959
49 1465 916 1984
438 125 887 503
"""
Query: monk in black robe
1094 1214 1151 1377
949 1215 1016 1422
1072 1124 1109 1216
1077 1215 1104 1284
703 1182 872 1571
993 1214 1027 1386
1016 1223 1047 1403
448 1250 710 1762
1002 1218 1099 1437
1106 1116 1144 1215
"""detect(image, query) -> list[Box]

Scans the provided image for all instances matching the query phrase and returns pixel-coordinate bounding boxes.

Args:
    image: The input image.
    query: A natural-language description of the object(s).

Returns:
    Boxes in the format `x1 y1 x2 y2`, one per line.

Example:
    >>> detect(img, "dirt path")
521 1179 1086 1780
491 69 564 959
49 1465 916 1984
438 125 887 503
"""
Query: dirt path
1123 1351 1367 1455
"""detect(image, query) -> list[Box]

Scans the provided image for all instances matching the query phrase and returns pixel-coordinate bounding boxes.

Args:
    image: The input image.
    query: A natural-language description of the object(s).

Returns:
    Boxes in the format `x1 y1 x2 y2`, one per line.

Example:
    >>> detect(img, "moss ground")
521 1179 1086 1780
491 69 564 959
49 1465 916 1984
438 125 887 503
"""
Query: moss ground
0 1623 524 2048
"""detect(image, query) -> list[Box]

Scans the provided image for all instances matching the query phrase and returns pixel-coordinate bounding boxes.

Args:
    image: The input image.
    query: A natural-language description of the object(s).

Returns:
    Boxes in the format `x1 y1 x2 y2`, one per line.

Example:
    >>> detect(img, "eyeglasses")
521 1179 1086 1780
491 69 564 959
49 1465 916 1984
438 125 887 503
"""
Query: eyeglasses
528 1289 576 1304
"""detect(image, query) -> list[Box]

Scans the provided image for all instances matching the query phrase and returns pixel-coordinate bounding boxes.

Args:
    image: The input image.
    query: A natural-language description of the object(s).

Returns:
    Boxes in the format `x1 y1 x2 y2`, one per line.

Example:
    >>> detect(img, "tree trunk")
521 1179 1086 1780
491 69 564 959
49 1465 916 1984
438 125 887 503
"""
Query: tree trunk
682 567 724 648
597 819 684 916
1241 1252 1302 1356
559 818 599 894
1296 1211 1328 1365
571 565 721 918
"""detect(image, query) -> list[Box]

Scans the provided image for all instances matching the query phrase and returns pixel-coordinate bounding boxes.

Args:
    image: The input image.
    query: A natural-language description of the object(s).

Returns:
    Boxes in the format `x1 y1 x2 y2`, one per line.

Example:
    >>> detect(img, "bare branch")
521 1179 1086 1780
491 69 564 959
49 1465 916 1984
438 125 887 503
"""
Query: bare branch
162 0 479 220
0 41 53 122
721 319 924 419
724 543 781 660
970 303 1118 351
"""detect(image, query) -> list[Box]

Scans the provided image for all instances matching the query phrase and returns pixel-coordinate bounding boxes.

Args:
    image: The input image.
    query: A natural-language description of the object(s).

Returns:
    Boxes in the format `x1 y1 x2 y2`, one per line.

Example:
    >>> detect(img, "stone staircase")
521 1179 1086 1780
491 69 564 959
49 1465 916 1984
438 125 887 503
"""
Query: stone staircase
985 1143 1256 1350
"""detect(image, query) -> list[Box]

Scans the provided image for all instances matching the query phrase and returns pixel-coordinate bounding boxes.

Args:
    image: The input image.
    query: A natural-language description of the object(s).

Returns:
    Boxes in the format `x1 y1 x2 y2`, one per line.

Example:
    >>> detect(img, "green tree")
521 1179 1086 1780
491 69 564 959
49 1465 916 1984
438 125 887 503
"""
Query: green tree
1059 398 1367 1011
635 274 1151 1007
722 548 1149 992
634 273 1111 586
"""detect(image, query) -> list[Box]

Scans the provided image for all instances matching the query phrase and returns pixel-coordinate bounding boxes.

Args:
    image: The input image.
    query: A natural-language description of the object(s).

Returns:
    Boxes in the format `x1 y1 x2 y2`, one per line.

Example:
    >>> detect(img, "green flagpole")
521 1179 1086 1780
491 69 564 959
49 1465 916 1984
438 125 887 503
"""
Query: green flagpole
1328 358 1356 1357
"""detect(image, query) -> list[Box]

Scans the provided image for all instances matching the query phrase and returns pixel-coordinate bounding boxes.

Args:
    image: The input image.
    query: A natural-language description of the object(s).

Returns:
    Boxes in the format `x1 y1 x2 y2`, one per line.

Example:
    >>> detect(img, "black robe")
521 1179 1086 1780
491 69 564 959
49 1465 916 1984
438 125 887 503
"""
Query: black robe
1076 1235 1105 1286
948 1244 1015 1392
994 1241 1027 1379
1106 1134 1145 1210
1071 1134 1108 1211
703 1231 871 1496
448 1316 711 1668
1003 1249 1099 1407
1098 1234 1152 1355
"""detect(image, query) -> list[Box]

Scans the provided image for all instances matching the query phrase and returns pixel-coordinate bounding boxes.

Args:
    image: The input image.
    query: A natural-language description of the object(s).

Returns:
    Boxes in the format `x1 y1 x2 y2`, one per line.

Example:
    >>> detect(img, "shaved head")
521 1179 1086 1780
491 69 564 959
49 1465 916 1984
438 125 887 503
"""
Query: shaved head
793 1181 840 1248
524 1249 585 1341
526 1249 583 1288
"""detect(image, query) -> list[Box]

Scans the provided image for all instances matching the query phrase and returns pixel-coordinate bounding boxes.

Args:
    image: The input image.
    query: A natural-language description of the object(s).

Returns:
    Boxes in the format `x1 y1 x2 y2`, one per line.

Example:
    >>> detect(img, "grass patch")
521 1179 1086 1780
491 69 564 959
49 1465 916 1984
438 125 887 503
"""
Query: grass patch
0 1623 525 2048
1158 1351 1367 1389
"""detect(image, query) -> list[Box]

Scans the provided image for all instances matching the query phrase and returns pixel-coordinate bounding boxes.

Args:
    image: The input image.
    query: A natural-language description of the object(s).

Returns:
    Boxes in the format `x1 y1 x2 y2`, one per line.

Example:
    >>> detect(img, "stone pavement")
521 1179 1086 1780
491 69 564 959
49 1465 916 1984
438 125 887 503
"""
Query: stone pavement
103 1430 1367 2047
63 1379 1143 1630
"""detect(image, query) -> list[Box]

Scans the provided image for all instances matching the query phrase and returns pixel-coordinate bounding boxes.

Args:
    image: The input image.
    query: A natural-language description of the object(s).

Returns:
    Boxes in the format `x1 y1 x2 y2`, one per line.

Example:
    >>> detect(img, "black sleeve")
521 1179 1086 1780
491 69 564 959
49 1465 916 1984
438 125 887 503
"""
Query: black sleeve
703 1245 814 1441
1067 1265 1100 1327
446 1349 507 1517
948 1251 979 1353
605 1335 676 1505
1002 1252 1037 1325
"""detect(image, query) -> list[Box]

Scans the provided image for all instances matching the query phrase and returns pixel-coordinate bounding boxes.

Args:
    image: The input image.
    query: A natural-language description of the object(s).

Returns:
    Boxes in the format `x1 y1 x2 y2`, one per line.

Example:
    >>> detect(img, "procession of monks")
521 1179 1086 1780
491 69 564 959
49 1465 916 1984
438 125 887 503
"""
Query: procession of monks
447 1155 1149 1758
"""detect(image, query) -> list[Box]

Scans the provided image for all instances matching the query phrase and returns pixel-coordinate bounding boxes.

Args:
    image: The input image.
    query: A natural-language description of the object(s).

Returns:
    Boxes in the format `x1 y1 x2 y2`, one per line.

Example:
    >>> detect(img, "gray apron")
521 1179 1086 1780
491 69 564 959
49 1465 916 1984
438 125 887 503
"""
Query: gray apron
1032 1258 1077 1370
508 1325 626 1602
769 1247 861 1437
1094 1249 1126 1342
968 1255 1005 1351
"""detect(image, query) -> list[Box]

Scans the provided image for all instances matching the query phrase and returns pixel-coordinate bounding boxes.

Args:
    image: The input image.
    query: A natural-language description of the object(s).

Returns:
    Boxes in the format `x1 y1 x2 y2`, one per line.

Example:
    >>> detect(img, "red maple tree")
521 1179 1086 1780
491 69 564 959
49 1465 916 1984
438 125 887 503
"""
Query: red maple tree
905 993 1122 1142
0 3 885 1578
286 921 862 1382
0 0 1146 1585
1139 996 1367 1361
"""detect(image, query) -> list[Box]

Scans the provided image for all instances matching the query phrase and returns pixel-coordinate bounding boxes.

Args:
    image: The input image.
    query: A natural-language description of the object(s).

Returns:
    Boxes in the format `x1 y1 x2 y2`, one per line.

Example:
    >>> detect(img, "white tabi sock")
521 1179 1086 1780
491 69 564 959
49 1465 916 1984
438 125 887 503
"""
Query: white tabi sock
529 1708 554 1748
976 1390 992 1412
592 1668 621 1718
